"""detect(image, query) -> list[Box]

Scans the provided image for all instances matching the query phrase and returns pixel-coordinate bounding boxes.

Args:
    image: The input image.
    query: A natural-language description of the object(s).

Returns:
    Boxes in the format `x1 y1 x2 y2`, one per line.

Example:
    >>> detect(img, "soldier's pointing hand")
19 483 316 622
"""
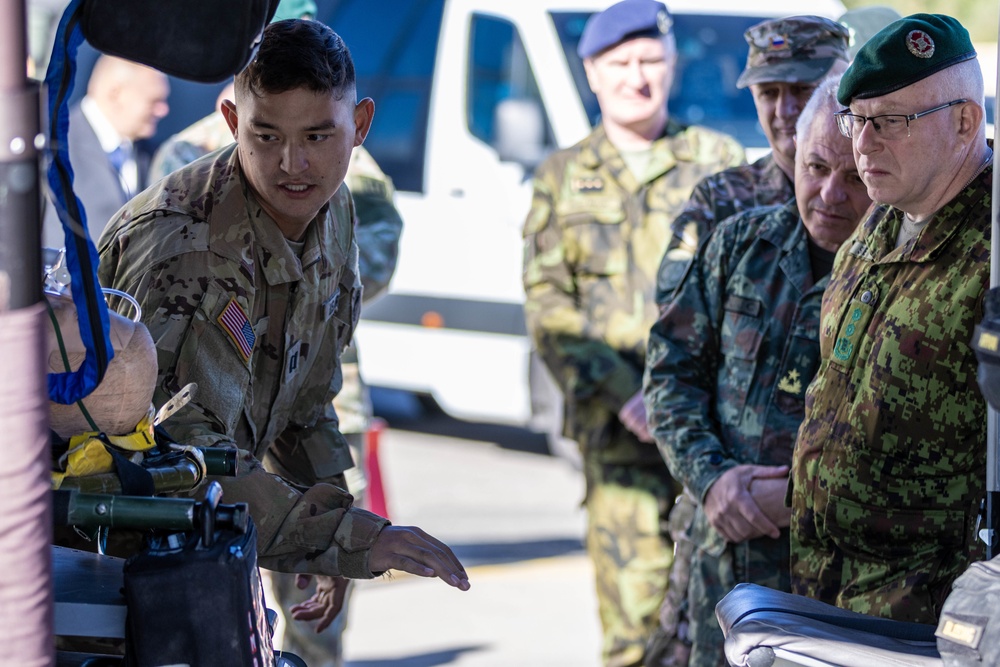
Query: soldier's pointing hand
370 525 471 590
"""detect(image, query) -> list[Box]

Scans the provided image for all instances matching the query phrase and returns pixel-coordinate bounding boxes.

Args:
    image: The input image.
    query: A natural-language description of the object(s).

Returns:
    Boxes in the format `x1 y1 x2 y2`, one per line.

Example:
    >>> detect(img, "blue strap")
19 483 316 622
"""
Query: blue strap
44 0 115 404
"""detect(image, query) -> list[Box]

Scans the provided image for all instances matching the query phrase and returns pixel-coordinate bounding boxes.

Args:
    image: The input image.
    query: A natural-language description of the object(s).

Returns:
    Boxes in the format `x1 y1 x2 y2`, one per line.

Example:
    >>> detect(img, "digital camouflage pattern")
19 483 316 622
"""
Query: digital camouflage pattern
98 143 390 579
790 167 993 624
736 16 850 89
523 120 743 667
646 201 828 666
648 152 791 667
655 153 792 303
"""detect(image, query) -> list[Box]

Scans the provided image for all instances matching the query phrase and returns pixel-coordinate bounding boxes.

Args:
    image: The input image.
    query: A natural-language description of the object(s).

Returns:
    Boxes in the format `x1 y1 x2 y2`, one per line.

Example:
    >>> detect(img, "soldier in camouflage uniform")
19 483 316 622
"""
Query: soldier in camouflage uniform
522 2 743 665
644 20 850 665
98 18 468 600
149 7 403 662
644 77 871 667
790 14 993 623
655 16 849 302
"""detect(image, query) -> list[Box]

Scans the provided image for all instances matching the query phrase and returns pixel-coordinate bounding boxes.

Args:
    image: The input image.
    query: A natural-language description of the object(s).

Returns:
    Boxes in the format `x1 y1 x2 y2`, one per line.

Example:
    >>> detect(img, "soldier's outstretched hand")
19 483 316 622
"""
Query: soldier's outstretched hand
370 525 471 590
288 574 349 633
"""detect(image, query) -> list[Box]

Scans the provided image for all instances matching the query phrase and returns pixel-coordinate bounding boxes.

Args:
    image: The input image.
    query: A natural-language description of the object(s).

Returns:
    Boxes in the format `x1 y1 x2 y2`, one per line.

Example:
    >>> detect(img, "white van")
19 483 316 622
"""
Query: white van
315 0 847 445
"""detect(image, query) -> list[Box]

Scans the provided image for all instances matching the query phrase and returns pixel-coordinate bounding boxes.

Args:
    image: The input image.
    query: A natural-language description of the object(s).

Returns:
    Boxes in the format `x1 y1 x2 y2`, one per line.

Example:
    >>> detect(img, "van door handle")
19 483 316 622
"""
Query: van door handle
449 188 465 197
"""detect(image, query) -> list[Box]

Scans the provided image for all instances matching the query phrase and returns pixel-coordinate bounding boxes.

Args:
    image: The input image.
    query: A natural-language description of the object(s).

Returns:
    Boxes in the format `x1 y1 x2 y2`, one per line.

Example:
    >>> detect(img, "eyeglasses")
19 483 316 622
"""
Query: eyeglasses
834 99 968 140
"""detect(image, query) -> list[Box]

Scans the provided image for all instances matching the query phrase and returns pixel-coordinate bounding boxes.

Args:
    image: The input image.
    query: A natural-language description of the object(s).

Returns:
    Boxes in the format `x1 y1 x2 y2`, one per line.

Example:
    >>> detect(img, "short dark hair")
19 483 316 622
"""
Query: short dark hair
235 19 355 102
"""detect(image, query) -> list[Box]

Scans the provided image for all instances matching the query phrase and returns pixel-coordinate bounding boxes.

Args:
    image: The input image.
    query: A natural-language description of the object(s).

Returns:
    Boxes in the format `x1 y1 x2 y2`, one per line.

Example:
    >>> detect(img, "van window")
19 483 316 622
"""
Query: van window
318 0 446 193
467 14 555 163
551 12 767 150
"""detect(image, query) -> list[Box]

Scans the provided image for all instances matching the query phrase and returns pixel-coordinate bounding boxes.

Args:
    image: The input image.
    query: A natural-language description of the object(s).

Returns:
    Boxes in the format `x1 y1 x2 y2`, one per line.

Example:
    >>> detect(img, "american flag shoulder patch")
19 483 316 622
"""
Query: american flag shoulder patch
217 297 256 363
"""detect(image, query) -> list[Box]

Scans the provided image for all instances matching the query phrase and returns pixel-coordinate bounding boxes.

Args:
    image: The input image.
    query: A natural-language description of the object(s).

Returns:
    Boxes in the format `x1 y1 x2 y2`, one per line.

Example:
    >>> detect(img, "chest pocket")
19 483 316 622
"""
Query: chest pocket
560 197 628 277
719 294 764 427
774 319 820 415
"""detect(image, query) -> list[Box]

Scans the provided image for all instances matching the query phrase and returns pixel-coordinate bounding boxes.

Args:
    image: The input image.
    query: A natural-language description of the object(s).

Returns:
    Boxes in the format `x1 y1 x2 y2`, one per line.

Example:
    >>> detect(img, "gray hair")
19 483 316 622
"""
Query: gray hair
795 74 842 148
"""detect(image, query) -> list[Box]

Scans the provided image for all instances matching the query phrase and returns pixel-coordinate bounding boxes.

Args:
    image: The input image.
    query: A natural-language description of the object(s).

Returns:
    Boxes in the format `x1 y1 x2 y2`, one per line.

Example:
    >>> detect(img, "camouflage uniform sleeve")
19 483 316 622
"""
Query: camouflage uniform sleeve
644 215 745 501
523 168 640 413
149 139 207 184
98 235 389 579
345 149 402 303
655 176 718 304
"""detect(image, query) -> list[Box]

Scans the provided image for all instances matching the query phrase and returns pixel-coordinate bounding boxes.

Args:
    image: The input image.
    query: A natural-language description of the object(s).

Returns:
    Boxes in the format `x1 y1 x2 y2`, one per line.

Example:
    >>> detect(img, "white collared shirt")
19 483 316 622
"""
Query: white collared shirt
80 96 137 196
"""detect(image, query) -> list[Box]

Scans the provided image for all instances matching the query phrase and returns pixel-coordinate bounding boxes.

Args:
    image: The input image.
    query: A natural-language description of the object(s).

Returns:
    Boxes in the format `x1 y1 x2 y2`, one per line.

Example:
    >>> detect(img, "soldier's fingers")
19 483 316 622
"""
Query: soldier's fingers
320 578 350 631
371 526 471 589
747 464 789 480
738 495 780 540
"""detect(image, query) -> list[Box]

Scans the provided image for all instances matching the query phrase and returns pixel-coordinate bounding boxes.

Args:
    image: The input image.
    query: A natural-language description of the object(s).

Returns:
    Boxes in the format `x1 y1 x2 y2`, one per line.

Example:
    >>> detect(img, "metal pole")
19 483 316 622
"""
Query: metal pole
0 0 53 663
988 15 1000 561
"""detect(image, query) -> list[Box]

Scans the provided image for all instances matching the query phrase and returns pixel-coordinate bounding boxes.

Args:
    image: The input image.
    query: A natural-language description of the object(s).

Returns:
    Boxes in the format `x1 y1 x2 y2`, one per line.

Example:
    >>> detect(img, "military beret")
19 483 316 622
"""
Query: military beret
837 13 976 105
837 5 902 61
577 0 673 60
736 16 849 89
272 0 317 22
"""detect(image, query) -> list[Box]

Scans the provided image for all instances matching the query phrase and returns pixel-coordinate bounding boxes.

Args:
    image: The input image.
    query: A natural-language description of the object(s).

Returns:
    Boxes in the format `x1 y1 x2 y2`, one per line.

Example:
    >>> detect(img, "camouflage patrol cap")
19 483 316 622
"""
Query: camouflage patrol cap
736 16 850 89
837 6 902 60
837 14 976 105
577 0 673 60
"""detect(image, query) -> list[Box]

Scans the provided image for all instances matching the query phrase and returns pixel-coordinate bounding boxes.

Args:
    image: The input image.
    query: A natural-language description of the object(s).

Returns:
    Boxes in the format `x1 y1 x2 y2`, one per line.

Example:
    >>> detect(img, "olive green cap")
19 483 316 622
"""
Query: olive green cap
736 16 850 89
837 6 902 60
837 13 976 105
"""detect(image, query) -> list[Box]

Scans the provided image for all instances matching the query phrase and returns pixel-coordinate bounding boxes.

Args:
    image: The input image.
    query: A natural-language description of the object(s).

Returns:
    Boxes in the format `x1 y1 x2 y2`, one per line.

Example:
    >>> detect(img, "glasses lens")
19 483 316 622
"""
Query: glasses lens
836 114 853 138
878 116 907 139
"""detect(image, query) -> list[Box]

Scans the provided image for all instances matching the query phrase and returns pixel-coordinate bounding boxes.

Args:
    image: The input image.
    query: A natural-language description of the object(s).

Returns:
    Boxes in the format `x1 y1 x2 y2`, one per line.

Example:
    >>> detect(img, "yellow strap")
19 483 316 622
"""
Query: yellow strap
66 404 157 453
54 437 116 489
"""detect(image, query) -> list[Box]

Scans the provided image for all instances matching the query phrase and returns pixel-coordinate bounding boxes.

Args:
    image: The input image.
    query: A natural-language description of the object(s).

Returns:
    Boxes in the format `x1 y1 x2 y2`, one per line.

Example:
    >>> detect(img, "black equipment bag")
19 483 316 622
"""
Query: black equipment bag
936 554 1000 666
79 0 281 82
122 519 275 667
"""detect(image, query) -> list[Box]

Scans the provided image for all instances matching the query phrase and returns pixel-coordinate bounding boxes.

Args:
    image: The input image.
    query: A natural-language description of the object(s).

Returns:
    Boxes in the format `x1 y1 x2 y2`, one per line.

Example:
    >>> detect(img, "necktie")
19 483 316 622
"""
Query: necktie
107 144 132 197
107 144 128 174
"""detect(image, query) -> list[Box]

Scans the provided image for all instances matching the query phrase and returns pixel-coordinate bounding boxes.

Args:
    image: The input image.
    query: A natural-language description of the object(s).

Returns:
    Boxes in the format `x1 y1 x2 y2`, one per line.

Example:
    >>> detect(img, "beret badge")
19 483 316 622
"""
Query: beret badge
906 30 935 58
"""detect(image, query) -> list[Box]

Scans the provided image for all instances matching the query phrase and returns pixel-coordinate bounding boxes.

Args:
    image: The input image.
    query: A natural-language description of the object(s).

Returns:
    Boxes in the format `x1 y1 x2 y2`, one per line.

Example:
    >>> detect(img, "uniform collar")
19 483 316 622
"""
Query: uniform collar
579 119 687 187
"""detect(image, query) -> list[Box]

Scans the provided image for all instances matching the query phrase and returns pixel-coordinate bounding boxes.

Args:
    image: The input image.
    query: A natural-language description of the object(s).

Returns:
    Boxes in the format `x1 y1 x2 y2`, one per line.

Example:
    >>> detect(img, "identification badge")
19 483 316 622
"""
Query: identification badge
323 288 341 322
285 339 302 382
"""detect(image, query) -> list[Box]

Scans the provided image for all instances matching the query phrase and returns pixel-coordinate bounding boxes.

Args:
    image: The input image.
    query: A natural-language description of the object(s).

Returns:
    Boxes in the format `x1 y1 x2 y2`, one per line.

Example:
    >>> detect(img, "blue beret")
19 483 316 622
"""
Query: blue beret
838 13 976 105
577 0 673 60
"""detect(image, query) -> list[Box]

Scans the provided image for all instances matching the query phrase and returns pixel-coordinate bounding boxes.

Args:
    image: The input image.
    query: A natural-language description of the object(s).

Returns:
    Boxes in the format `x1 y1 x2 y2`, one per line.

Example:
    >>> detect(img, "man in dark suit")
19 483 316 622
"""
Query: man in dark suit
43 55 169 248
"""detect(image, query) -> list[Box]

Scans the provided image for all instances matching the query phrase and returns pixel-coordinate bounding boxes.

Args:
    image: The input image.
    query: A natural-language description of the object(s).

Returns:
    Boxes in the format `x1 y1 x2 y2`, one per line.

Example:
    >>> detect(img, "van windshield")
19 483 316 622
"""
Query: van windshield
552 12 769 150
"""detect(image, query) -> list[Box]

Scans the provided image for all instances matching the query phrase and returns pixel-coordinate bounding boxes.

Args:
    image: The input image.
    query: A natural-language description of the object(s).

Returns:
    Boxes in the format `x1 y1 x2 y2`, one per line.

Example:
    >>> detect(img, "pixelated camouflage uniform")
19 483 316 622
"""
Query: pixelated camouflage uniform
647 201 831 666
98 143 390 578
790 167 992 624
523 120 744 667
646 152 791 667
655 154 792 303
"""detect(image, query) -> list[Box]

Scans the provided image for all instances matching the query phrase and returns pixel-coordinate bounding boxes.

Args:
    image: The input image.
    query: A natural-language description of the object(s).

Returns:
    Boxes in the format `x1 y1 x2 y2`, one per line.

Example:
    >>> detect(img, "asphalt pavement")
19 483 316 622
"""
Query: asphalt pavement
340 409 602 667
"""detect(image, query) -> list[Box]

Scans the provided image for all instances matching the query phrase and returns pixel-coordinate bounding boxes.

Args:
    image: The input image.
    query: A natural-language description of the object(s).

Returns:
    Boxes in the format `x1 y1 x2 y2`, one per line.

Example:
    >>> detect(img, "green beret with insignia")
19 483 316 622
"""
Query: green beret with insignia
837 13 976 105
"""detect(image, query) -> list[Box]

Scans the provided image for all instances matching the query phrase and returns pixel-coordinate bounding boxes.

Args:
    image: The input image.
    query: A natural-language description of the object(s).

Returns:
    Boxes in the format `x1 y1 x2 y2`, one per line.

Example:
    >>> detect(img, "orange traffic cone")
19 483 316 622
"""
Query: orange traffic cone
364 418 390 520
